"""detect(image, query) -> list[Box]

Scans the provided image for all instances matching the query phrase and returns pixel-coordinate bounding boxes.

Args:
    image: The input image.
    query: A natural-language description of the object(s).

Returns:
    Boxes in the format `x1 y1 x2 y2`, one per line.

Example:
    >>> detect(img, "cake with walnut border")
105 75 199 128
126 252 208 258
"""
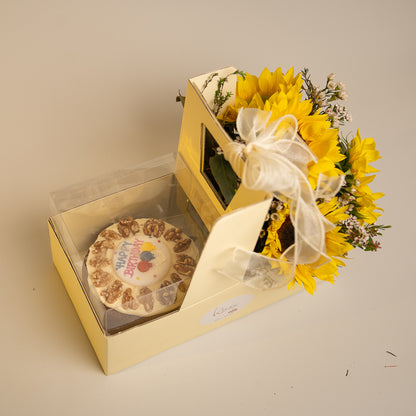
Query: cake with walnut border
86 217 199 317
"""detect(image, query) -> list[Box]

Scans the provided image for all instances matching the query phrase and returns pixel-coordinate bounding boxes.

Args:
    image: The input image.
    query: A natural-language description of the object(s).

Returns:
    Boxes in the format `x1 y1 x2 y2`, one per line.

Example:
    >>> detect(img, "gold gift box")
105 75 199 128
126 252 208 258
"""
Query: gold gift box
48 68 300 375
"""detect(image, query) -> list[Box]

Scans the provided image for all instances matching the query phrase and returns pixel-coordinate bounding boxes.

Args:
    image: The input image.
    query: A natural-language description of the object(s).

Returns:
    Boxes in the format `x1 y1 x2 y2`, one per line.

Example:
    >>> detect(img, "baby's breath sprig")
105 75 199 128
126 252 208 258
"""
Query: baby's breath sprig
176 70 245 111
201 72 218 93
301 68 320 113
301 68 352 128
212 70 245 116
339 217 389 252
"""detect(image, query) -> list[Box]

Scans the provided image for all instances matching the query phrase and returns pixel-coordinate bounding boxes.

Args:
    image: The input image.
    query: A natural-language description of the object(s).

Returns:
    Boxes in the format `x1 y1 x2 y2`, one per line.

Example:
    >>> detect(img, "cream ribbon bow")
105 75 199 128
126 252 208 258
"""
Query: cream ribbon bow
222 108 344 288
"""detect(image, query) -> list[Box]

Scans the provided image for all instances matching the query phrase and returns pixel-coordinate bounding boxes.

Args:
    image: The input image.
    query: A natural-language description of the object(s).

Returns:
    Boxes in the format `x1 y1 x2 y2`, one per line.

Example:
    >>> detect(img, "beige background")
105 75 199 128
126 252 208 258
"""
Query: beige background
1 0 415 414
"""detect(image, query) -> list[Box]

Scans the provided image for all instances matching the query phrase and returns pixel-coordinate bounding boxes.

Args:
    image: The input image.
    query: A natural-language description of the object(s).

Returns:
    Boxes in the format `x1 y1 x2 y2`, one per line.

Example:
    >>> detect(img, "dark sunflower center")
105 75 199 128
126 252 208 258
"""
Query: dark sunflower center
279 217 295 253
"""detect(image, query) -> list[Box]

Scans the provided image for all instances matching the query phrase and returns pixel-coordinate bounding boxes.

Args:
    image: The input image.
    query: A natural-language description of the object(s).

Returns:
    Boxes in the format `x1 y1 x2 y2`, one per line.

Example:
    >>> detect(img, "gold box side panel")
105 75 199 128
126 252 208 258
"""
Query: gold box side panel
48 220 108 372
106 276 301 374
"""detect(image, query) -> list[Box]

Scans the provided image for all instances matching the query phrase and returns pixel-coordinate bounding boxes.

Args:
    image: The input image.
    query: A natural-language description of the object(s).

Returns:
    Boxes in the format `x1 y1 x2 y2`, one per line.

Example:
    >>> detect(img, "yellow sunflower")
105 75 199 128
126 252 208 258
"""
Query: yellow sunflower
261 198 352 294
221 67 345 189
348 130 384 224
261 203 291 258
220 67 303 123
349 130 381 183
354 184 384 224
298 199 352 293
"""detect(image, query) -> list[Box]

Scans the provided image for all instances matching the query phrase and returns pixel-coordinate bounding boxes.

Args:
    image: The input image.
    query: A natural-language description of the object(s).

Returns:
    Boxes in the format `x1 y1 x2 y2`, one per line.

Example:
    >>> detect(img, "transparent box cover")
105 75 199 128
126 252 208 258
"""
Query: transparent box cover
49 154 208 335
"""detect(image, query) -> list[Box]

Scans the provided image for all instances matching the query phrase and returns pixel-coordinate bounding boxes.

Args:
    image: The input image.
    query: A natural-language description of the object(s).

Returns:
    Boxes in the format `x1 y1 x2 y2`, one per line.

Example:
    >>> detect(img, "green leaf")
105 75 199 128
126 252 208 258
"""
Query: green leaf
209 154 239 205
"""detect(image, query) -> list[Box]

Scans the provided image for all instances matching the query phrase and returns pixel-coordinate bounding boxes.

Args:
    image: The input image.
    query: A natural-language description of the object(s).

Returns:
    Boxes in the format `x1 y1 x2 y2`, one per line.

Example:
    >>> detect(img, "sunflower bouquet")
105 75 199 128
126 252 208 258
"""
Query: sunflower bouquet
178 67 388 294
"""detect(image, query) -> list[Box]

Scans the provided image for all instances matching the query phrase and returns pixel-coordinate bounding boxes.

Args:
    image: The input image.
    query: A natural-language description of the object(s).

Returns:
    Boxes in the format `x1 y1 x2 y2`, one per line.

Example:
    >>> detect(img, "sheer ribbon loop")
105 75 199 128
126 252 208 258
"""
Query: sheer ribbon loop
221 108 344 289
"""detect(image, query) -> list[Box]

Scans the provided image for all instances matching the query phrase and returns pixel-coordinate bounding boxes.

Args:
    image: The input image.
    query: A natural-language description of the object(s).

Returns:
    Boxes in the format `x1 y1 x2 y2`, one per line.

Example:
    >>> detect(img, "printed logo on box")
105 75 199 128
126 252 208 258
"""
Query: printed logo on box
199 294 254 325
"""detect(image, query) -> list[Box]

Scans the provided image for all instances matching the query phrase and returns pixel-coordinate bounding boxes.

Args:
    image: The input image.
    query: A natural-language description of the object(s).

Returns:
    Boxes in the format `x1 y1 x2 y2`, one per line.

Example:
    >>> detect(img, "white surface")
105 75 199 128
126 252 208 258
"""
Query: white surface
1 1 414 415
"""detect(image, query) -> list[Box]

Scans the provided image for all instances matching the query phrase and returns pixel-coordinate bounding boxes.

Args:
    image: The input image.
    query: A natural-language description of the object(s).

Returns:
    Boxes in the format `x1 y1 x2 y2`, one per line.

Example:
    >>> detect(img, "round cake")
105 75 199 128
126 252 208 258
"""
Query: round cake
86 217 199 317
